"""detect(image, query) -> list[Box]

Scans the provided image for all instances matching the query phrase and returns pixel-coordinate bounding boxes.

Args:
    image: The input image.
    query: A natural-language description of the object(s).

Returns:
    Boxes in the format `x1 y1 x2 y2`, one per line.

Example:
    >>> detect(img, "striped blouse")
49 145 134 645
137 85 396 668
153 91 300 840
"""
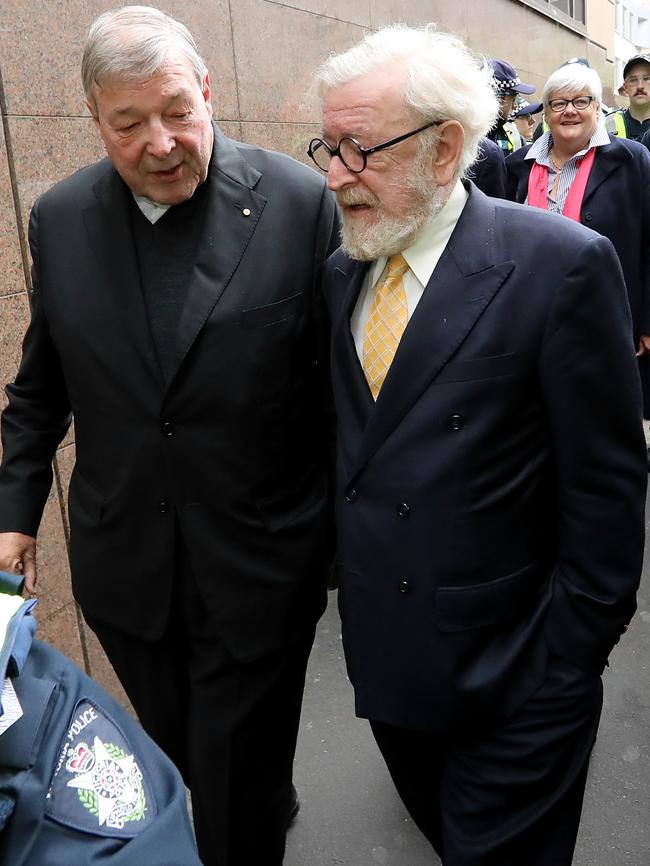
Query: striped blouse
524 126 610 214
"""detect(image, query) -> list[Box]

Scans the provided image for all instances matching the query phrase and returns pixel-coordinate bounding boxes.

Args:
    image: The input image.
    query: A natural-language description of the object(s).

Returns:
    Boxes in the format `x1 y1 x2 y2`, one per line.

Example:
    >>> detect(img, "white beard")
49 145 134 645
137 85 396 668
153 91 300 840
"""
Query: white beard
338 157 451 262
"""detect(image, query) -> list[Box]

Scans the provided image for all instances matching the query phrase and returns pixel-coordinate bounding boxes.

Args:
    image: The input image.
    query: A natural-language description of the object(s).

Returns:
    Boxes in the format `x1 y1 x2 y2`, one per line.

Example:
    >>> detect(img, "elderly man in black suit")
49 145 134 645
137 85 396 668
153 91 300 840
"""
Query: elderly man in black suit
308 24 646 866
0 7 338 866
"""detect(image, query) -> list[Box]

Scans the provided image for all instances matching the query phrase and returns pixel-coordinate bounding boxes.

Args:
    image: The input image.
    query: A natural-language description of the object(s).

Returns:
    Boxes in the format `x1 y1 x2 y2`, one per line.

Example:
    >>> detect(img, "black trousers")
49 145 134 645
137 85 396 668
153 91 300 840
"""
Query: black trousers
85 563 314 866
371 653 603 866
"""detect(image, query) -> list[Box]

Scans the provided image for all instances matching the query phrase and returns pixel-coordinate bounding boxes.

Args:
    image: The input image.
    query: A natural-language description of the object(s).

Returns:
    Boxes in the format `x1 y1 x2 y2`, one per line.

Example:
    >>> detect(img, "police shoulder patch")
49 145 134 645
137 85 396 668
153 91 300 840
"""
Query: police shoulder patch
45 698 158 837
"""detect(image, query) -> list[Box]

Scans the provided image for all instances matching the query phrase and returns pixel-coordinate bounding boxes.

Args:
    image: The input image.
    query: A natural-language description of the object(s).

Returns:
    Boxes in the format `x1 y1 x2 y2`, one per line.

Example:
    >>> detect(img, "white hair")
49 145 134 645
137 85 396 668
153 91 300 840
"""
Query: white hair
82 6 208 113
312 24 499 178
543 64 603 106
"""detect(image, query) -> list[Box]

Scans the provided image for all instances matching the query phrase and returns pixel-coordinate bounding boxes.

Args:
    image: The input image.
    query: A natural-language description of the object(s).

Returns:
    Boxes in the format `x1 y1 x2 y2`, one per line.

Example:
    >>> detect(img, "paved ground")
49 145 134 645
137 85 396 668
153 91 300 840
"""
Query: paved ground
285 511 650 865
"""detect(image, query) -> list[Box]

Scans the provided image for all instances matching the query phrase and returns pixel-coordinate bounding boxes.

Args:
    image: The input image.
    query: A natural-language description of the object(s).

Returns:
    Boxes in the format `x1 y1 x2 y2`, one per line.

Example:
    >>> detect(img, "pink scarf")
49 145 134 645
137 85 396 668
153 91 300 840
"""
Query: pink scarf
527 146 596 222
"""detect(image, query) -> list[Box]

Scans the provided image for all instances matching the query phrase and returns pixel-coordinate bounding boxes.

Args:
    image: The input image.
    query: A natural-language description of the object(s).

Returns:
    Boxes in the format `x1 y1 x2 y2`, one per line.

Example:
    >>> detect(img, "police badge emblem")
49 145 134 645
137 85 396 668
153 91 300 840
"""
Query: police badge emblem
46 699 157 837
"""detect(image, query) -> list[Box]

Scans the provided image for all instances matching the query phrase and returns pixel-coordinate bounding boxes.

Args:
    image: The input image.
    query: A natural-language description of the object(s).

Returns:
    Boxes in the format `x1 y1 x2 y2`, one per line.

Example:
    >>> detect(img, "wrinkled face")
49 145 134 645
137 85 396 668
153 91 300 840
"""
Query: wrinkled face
91 55 214 204
546 89 599 153
621 62 650 110
321 69 447 261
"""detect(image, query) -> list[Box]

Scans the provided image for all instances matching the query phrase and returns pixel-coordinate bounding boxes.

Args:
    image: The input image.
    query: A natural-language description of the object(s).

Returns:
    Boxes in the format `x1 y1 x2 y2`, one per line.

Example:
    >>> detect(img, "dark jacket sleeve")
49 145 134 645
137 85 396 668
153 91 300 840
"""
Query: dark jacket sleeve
466 137 507 198
504 147 531 202
0 199 72 535
539 233 646 670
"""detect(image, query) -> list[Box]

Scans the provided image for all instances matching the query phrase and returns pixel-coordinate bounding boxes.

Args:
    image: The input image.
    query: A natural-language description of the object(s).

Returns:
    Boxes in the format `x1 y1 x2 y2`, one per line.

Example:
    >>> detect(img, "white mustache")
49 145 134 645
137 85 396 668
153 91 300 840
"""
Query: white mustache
337 189 380 208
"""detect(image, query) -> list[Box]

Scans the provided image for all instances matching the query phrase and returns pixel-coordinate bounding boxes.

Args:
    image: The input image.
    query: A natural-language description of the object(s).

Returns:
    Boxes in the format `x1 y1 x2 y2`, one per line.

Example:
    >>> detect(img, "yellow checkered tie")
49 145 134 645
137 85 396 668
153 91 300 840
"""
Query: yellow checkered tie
363 253 409 400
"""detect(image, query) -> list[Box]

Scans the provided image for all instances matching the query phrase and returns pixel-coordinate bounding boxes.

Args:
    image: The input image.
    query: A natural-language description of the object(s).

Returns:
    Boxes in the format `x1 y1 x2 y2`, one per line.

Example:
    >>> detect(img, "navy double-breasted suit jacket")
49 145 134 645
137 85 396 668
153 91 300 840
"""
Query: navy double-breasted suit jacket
323 183 646 732
0 125 339 660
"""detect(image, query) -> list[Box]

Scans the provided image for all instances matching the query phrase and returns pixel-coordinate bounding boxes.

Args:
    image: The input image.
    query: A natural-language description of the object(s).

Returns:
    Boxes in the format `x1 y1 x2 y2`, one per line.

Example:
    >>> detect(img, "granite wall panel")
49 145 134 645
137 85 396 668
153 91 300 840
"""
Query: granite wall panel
239 120 321 166
0 0 238 120
270 0 372 27
7 116 104 241
0 123 24 298
370 0 470 33
0 293 30 421
37 603 86 670
231 0 367 123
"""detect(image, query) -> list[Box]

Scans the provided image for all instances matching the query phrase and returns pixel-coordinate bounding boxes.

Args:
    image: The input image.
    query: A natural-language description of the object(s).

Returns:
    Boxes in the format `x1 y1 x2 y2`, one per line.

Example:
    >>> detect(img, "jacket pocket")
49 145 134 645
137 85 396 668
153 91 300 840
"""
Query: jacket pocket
436 353 518 384
68 469 104 525
241 293 302 329
434 561 547 632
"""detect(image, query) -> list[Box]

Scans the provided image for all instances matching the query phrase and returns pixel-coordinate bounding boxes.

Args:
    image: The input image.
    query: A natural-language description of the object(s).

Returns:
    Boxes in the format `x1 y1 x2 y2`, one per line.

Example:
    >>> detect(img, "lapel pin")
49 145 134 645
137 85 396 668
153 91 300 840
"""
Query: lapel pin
242 207 251 217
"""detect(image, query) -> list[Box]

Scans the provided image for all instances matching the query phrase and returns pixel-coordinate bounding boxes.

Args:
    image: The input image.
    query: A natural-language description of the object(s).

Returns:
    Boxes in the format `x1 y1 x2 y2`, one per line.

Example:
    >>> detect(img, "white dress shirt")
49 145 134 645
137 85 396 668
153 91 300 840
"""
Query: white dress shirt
351 179 469 361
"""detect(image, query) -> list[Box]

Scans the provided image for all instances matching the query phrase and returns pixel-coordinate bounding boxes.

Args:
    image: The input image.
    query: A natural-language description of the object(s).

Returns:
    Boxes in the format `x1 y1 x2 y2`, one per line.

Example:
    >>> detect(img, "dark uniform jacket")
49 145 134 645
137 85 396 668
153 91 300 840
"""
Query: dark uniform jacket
0 594 202 865
466 137 507 198
0 124 339 661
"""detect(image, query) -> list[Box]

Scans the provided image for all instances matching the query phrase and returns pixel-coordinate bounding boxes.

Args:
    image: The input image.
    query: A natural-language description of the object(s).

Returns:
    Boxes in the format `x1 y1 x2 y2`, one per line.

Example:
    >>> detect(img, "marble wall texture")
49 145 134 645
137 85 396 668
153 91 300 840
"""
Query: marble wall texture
0 0 613 705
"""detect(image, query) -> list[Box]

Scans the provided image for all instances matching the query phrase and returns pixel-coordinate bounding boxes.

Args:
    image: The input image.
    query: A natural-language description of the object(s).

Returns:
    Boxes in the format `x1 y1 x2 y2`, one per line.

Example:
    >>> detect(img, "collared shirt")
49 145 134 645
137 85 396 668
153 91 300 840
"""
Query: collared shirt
132 193 172 224
351 179 468 361
524 126 610 214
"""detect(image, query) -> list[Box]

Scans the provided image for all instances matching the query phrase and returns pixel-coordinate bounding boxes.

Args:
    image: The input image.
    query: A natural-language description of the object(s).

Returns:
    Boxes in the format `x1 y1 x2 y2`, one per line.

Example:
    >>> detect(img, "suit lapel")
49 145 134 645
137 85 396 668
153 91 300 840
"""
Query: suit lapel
582 139 627 206
330 259 374 434
346 187 514 480
84 128 268 394
166 126 266 390
83 165 161 385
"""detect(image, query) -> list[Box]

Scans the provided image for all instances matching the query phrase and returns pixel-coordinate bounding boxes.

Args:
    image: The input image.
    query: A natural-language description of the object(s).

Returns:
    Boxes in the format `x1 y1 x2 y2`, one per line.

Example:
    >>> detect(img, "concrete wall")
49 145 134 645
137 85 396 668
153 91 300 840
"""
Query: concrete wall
0 0 615 703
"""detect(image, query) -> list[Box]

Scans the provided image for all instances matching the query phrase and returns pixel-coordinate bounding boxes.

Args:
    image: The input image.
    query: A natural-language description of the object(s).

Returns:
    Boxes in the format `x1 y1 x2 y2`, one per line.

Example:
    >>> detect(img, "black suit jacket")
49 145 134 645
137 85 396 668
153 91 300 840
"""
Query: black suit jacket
505 135 650 338
466 137 507 198
323 183 646 732
0 125 339 660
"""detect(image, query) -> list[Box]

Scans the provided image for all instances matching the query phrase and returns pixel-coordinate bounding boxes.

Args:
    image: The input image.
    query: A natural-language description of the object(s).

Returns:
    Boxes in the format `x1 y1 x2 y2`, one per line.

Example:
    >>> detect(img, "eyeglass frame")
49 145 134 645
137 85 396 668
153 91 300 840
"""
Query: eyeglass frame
307 121 439 174
547 95 596 113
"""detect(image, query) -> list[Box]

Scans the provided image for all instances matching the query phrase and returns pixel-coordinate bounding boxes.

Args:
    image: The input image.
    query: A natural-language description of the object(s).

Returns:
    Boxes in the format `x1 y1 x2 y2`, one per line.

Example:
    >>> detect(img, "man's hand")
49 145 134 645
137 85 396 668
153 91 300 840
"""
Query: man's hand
636 335 650 356
0 532 38 594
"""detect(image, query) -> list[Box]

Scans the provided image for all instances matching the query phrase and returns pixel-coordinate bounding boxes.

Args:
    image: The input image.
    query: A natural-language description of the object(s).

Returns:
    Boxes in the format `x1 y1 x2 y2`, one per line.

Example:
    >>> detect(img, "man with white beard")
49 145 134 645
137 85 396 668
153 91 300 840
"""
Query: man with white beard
308 25 646 866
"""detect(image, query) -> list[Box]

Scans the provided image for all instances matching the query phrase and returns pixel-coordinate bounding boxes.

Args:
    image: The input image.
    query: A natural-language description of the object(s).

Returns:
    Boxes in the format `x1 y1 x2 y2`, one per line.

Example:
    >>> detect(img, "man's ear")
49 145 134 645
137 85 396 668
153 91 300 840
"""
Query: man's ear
431 120 465 186
86 100 100 130
202 72 213 118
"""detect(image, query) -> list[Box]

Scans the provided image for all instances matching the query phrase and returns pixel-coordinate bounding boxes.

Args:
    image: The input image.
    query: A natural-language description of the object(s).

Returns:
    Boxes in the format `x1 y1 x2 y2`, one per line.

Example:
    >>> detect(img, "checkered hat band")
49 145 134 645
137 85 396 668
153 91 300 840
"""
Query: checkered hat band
495 77 522 90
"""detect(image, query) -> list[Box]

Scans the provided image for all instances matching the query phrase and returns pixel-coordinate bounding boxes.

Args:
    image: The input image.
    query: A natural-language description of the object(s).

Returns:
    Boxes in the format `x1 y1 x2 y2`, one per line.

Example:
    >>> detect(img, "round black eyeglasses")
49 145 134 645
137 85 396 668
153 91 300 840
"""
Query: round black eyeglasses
307 122 439 173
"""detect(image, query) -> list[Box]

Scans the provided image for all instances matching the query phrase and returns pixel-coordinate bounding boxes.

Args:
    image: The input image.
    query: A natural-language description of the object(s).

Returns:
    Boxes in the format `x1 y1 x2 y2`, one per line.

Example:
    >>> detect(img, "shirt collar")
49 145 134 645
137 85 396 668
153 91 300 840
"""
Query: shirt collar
132 193 172 224
371 179 468 288
526 125 610 164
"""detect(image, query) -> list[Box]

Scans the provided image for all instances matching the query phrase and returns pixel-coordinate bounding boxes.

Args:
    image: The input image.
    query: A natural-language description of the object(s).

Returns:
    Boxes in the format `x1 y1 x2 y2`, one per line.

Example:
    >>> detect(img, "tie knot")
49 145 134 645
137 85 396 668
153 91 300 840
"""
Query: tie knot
385 253 409 281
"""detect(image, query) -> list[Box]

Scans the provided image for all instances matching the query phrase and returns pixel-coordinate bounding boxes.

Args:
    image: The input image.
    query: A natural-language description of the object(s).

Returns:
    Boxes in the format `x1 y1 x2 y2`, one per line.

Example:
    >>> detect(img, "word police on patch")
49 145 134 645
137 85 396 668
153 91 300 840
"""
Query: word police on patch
45 699 157 837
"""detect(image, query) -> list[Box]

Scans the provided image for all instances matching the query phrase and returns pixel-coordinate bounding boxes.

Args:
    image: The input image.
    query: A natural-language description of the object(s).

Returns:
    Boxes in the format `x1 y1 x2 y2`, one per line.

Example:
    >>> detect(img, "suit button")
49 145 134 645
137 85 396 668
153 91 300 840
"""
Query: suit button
158 500 170 514
396 502 411 518
345 488 359 503
162 421 175 437
449 414 464 431
584 212 592 222
399 579 411 594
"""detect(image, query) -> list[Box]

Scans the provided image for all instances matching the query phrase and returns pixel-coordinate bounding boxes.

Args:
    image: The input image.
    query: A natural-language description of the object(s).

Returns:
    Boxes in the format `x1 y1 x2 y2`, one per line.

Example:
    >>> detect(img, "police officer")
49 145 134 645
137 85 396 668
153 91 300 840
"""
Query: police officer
487 59 536 154
0 571 203 866
611 53 650 140
510 98 543 145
